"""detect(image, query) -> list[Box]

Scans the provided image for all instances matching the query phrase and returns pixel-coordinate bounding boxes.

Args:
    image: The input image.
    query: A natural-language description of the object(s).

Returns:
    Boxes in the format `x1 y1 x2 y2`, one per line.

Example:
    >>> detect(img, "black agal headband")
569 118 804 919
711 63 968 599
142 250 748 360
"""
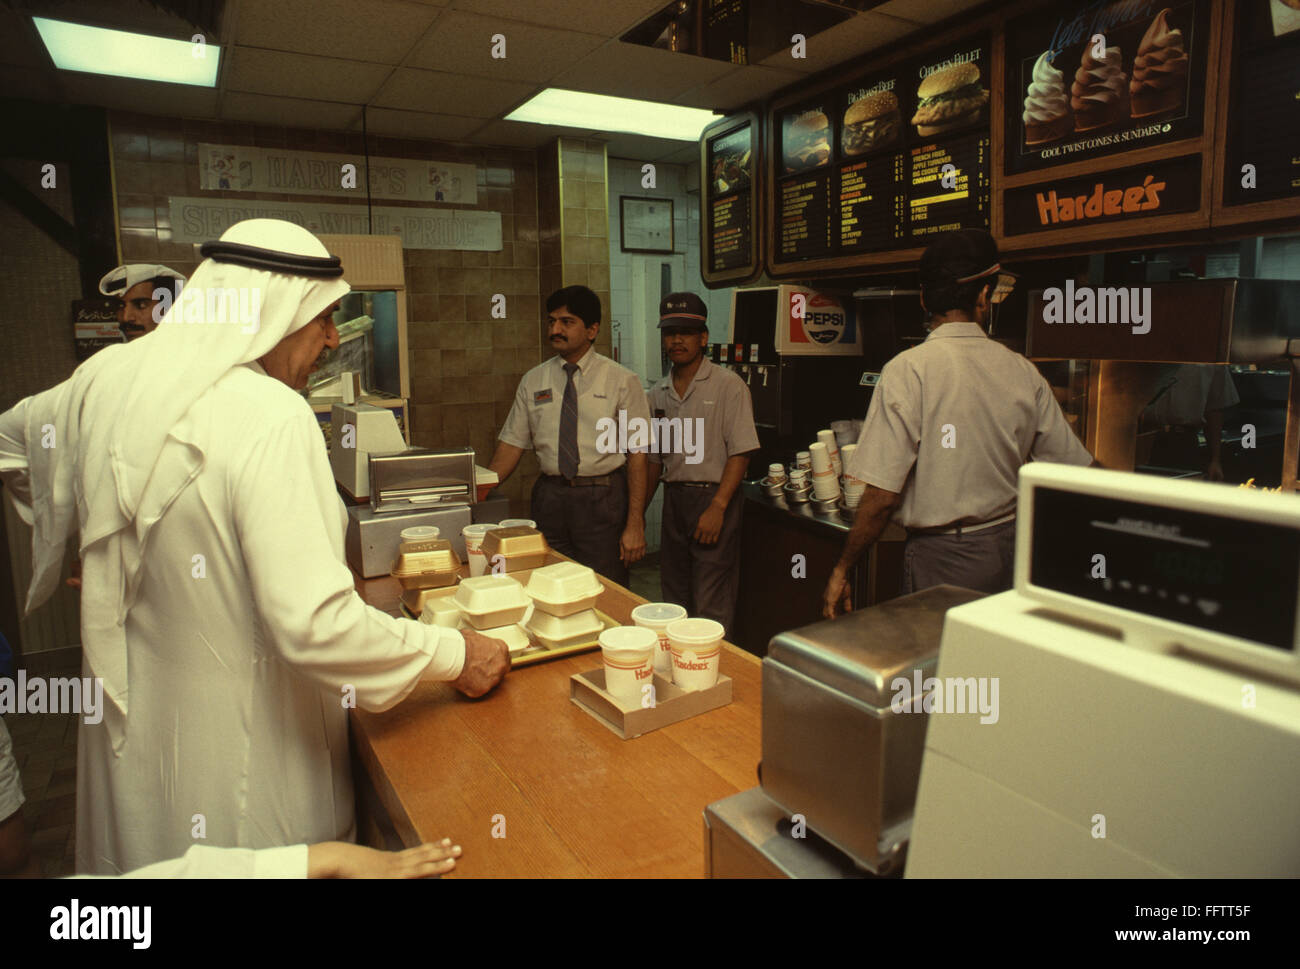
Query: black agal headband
199 240 343 278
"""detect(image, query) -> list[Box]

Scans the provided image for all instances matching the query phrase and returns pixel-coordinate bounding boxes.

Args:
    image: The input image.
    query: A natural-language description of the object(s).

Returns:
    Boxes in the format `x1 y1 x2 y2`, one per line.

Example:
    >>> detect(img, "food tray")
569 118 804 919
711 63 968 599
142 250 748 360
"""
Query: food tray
401 582 616 668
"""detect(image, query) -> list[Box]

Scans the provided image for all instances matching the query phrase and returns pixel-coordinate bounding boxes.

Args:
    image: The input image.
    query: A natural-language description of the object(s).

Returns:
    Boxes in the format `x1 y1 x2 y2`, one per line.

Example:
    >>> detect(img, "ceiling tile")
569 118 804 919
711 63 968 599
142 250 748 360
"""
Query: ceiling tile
59 73 219 117
0 7 48 68
221 91 361 129
407 11 603 83
871 0 989 25
358 108 482 141
235 0 438 63
659 144 700 165
758 11 919 74
550 40 735 102
372 68 534 118
675 64 803 111
225 46 391 103
600 132 695 164
447 0 667 37
465 119 572 149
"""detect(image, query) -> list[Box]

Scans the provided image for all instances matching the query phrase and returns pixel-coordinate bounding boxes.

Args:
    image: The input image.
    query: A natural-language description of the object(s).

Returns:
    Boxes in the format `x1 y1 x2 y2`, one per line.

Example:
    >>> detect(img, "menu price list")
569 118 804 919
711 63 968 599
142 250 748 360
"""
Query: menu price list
908 132 990 241
839 152 907 252
710 193 751 272
779 172 833 260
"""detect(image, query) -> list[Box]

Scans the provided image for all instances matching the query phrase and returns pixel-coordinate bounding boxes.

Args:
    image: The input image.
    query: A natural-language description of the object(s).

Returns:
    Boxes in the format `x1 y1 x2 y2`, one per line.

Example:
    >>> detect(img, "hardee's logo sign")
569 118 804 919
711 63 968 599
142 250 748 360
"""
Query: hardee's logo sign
1036 173 1166 226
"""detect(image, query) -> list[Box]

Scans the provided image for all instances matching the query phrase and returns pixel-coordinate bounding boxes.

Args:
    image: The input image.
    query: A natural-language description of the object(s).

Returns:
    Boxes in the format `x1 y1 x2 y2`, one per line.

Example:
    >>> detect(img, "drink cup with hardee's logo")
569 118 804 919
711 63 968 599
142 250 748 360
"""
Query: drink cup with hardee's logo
631 602 688 675
666 618 724 691
462 523 498 577
599 626 658 701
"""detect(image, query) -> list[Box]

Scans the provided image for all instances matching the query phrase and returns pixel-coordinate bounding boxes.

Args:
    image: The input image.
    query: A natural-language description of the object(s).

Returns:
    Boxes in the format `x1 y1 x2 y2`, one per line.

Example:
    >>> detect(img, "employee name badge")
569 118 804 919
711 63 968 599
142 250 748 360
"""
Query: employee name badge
533 388 553 404
777 285 861 356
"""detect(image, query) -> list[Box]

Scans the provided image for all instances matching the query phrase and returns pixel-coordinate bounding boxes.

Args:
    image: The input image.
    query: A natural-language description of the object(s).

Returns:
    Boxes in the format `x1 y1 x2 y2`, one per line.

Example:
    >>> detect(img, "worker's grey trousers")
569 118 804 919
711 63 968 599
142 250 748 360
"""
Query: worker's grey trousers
901 519 1017 595
659 483 743 638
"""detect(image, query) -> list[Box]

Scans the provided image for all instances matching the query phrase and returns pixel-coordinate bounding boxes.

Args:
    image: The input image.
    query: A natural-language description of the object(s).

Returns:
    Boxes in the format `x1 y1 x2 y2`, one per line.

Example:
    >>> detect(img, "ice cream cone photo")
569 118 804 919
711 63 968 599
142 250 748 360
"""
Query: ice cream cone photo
1023 50 1071 146
1130 8 1189 119
1071 43 1129 132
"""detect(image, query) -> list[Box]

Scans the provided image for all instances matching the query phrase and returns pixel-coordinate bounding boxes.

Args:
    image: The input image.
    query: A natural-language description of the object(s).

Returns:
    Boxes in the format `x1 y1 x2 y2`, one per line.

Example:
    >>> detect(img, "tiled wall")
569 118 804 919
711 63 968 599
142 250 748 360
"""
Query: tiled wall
108 112 543 513
537 137 612 357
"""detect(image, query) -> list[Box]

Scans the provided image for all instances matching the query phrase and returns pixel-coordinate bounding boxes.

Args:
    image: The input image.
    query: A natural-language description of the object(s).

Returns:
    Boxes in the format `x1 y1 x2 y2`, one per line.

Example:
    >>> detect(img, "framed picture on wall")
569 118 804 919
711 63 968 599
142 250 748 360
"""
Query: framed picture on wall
620 196 674 253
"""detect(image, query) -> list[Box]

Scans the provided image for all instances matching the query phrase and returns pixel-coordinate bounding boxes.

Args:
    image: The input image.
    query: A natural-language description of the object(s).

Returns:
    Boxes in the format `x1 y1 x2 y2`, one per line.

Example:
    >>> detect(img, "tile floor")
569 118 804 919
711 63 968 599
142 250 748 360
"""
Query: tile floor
5 558 664 879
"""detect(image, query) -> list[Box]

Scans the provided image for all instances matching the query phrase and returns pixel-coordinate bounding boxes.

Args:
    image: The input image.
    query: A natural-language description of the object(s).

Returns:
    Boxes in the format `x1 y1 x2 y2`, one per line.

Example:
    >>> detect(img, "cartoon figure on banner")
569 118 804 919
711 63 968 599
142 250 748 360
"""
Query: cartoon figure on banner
429 167 445 202
209 151 238 190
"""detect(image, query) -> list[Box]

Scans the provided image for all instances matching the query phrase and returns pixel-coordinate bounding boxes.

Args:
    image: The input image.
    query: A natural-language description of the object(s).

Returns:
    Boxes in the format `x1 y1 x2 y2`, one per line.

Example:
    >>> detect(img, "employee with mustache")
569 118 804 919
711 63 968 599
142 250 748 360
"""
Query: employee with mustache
488 285 651 586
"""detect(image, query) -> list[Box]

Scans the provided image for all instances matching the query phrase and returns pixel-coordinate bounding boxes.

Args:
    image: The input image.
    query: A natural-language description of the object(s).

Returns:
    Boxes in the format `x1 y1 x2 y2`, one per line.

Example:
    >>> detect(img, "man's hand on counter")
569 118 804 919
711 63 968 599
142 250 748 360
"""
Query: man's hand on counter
455 630 511 698
823 564 854 620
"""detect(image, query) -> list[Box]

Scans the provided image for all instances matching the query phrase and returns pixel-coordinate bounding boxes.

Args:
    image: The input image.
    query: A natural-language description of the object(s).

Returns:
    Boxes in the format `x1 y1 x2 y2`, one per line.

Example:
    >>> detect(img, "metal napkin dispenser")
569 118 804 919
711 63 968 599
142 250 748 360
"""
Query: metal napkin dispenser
368 447 476 515
761 585 986 873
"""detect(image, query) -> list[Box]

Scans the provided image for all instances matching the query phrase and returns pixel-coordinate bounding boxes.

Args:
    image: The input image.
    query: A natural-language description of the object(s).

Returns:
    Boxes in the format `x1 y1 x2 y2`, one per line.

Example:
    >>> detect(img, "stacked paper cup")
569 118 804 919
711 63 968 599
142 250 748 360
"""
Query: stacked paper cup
795 451 812 471
843 476 866 509
831 419 856 447
809 442 840 502
839 443 858 479
817 429 841 479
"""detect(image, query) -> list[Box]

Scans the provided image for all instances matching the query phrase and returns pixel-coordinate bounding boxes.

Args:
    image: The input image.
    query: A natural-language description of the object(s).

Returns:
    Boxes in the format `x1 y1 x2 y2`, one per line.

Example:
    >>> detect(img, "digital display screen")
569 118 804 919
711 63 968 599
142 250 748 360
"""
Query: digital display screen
1030 487 1299 651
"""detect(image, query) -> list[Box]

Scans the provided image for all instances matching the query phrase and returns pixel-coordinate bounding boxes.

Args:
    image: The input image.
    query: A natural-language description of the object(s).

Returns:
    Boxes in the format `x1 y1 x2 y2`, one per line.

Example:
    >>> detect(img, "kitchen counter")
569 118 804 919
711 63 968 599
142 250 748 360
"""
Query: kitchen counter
740 481 909 540
732 482 906 657
349 556 762 877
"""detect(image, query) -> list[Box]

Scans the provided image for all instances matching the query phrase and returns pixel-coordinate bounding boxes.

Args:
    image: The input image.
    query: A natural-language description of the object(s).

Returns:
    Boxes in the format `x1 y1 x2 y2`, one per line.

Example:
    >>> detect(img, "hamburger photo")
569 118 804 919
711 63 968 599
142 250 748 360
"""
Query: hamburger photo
783 111 831 173
842 90 901 156
911 61 989 137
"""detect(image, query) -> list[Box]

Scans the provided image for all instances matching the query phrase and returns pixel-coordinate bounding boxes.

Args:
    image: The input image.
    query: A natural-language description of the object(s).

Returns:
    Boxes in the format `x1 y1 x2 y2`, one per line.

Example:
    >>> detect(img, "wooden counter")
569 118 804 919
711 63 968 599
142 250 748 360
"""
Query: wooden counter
349 557 762 877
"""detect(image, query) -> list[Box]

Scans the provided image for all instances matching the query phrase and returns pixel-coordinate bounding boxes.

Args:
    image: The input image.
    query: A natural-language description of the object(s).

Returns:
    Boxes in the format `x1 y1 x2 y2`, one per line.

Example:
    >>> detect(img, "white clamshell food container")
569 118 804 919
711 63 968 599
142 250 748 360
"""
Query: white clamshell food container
526 608 604 650
472 622 533 656
524 562 604 617
417 596 464 629
454 574 533 629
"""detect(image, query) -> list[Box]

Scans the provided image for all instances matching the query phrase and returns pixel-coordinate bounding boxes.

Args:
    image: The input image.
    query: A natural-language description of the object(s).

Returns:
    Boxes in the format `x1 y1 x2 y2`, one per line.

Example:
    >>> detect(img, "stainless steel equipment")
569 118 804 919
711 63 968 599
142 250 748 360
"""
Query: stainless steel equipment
345 504 472 578
760 585 986 873
369 447 476 515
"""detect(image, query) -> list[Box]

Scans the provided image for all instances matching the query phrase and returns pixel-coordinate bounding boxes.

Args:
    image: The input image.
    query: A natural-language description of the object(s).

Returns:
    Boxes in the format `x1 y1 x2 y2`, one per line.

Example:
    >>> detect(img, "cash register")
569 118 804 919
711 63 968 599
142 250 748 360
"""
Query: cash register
907 464 1300 876
706 465 1300 877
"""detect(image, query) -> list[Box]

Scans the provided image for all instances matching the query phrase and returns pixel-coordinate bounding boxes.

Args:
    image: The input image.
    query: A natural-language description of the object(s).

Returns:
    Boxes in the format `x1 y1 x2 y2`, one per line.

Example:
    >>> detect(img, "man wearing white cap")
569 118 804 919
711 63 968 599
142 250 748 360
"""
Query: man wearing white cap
97 263 187 340
0 219 509 874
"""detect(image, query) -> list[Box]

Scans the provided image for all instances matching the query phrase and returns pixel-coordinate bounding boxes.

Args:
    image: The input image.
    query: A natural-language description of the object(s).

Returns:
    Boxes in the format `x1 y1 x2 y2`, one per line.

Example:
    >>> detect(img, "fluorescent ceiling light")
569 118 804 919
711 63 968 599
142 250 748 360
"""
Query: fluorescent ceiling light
506 88 718 141
33 16 220 87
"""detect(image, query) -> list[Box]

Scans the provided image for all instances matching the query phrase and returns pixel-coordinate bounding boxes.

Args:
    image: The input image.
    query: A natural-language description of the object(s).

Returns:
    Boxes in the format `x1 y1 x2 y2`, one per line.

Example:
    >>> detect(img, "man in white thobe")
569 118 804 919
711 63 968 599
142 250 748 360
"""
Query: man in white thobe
0 219 509 874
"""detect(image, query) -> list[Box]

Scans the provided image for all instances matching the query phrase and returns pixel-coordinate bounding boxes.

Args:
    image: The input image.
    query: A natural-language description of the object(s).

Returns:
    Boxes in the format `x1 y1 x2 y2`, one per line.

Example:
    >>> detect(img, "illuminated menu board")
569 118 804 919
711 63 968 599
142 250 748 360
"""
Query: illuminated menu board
770 35 990 273
908 131 991 241
1222 0 1300 206
1003 0 1211 176
701 113 762 285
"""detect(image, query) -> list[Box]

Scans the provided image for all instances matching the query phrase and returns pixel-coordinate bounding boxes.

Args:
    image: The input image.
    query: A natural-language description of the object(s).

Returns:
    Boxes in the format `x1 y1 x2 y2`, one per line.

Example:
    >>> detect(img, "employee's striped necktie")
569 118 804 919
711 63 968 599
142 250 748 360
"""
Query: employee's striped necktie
559 362 579 480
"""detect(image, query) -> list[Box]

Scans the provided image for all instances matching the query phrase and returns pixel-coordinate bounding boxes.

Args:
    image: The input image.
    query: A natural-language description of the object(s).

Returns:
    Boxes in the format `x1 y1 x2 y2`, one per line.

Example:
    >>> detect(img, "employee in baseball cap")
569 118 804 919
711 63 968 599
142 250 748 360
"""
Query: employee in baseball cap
98 263 187 340
644 292 759 638
823 228 1098 617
